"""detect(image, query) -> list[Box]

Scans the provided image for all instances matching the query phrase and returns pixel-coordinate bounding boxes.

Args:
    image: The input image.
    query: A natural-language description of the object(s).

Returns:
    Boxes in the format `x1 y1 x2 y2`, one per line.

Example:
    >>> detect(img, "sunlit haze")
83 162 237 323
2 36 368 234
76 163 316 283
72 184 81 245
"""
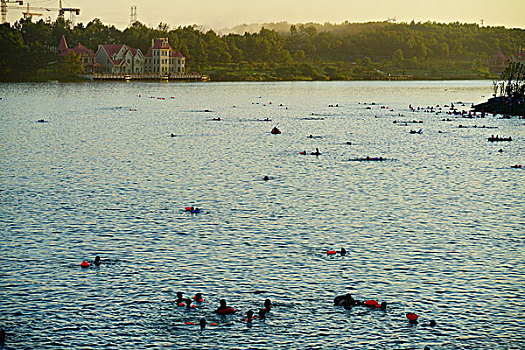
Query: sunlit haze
5 0 525 30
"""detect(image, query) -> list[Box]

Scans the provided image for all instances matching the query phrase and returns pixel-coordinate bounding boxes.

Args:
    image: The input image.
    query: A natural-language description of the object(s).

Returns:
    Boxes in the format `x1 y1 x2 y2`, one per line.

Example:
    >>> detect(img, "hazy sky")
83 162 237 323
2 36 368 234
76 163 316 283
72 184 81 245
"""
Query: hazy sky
7 0 525 30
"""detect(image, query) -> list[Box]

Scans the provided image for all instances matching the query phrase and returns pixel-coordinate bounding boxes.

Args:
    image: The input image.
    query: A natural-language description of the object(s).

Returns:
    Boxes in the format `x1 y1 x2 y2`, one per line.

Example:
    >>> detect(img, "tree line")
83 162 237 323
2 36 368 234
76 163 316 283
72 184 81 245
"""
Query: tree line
1 17 524 81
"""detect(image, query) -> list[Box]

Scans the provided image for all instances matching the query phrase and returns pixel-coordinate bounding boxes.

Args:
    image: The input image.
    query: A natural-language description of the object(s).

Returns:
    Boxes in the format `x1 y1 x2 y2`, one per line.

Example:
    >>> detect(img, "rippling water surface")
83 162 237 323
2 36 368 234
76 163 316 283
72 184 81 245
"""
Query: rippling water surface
0 81 524 349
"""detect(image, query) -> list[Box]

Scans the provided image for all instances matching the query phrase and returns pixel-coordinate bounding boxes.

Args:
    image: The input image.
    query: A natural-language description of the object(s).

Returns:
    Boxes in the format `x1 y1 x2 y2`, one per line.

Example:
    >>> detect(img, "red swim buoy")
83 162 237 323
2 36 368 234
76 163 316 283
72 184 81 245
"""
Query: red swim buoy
217 307 236 315
364 300 379 307
210 323 217 326
406 313 419 322
327 250 336 255
191 305 197 308
185 206 192 211
179 302 185 306
185 321 195 325
80 260 89 267
300 151 306 155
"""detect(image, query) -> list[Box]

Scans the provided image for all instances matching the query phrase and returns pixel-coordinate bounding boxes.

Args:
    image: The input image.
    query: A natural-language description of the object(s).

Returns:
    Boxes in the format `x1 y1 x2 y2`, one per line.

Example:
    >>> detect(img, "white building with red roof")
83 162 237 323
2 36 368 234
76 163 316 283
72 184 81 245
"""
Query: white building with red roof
57 35 97 74
95 44 145 74
144 38 185 75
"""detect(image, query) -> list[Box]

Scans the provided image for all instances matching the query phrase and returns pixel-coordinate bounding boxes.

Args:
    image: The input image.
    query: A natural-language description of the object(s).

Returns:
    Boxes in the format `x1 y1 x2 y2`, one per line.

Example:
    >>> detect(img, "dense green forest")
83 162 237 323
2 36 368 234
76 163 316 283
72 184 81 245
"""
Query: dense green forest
1 17 524 81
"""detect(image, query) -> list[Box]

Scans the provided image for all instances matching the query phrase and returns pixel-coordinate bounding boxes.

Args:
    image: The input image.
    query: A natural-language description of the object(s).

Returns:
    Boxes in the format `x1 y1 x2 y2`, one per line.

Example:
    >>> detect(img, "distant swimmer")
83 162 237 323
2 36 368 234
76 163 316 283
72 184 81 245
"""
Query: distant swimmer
334 293 354 306
245 310 255 322
263 176 270 181
200 318 206 329
94 256 101 266
271 126 281 134
176 292 185 305
258 308 266 320
185 206 201 213
194 293 204 303
212 117 221 121
216 299 236 315
311 148 321 156
264 299 272 312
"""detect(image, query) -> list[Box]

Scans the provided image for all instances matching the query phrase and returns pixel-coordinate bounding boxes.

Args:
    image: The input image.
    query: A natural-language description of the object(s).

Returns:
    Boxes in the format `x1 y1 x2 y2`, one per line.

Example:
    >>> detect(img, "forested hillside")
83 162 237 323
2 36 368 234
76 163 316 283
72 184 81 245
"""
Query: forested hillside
1 18 524 81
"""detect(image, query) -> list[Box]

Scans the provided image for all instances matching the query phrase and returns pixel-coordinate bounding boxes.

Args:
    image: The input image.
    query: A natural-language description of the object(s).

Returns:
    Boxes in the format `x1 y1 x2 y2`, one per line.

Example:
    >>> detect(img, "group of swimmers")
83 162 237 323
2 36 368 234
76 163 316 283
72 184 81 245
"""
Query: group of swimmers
334 293 436 328
175 291 273 329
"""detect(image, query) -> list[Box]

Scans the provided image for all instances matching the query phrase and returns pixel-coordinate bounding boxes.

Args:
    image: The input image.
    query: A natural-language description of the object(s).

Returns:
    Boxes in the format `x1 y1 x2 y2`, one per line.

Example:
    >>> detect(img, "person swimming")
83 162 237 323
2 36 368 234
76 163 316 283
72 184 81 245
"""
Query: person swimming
263 176 270 181
194 293 204 303
311 148 321 156
200 318 206 329
176 292 184 304
245 310 255 322
258 308 266 320
94 256 101 266
334 293 354 306
264 299 272 312
216 299 236 314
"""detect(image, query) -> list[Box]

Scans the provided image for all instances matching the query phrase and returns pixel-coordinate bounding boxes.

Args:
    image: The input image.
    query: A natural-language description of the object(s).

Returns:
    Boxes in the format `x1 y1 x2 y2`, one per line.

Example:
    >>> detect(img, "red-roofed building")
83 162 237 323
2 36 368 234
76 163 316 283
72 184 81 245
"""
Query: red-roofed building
489 47 525 75
489 49 510 75
144 38 185 75
57 35 97 74
95 44 145 74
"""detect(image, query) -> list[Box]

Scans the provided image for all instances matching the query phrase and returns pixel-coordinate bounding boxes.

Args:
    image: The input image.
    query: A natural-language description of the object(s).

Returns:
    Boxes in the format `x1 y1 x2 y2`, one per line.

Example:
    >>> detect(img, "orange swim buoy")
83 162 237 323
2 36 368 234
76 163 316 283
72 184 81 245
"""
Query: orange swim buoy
327 250 336 255
81 260 89 267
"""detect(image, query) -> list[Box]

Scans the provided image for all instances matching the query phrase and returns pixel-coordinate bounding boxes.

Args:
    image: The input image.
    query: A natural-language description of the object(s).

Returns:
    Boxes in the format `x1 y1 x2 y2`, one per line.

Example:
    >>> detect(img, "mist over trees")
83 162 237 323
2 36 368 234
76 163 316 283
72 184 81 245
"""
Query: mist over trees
1 18 524 80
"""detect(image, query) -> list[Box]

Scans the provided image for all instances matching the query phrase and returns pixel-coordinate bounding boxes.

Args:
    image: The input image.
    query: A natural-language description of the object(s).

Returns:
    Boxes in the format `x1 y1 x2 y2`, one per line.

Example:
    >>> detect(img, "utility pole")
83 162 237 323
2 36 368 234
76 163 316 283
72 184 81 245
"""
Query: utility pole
1 0 23 24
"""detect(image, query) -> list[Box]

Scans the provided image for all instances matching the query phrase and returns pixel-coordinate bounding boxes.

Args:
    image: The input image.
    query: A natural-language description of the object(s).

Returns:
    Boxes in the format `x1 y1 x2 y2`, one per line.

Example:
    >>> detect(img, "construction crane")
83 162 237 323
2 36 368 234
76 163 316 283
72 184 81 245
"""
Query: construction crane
1 0 24 24
22 2 42 20
1 0 79 24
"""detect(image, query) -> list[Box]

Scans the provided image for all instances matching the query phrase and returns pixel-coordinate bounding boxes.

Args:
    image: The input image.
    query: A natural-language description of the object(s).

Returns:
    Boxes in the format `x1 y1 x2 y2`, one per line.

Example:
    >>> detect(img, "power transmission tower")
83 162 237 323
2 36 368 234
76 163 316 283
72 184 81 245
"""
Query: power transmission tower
129 5 137 27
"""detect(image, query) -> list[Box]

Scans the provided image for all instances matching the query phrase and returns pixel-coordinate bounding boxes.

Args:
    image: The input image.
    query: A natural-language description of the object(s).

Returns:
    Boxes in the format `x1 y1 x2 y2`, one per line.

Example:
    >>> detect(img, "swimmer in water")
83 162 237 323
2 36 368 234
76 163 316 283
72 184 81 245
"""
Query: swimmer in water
311 148 321 156
200 318 206 329
176 292 184 304
258 308 266 320
264 299 272 311
334 293 354 306
246 310 255 322
94 256 101 266
194 293 204 303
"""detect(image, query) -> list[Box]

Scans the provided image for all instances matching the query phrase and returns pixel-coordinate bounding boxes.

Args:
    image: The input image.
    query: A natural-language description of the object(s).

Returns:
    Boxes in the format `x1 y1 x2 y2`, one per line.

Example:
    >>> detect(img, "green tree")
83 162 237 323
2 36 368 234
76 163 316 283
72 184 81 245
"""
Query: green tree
61 52 83 76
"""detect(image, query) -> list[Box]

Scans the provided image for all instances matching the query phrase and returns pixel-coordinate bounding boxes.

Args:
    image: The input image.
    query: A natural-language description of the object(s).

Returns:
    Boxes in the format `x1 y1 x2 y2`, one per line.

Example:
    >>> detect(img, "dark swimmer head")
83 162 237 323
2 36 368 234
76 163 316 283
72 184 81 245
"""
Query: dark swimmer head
219 299 227 309
263 176 270 181
0 329 5 345
195 293 203 302
94 256 101 266
185 298 193 308
176 292 184 303
247 310 254 319
258 308 266 320
200 318 206 329
339 248 347 256
429 320 436 327
264 299 272 311
380 301 387 310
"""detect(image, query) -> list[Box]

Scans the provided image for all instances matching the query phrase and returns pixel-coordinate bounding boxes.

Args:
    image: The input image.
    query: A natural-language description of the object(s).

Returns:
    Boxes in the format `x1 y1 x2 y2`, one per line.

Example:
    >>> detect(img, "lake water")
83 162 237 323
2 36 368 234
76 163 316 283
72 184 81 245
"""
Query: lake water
0 81 523 349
